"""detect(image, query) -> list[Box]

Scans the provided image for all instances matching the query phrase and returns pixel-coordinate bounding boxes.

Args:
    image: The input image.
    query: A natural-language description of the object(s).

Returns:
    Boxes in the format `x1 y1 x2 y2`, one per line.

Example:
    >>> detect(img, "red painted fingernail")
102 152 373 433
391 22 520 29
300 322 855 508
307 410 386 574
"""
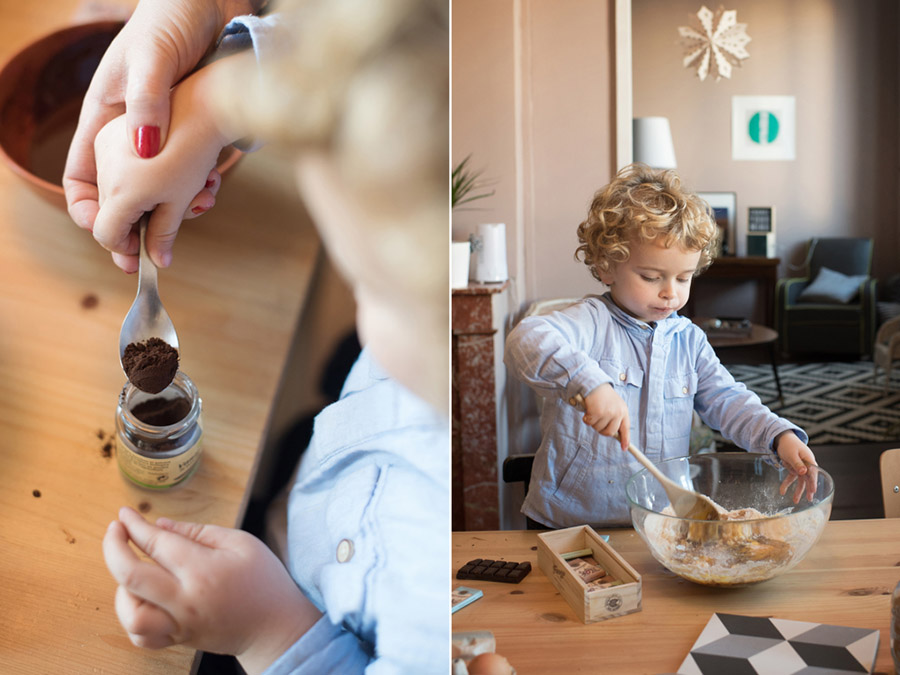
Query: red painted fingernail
191 205 208 214
135 126 160 158
205 179 215 188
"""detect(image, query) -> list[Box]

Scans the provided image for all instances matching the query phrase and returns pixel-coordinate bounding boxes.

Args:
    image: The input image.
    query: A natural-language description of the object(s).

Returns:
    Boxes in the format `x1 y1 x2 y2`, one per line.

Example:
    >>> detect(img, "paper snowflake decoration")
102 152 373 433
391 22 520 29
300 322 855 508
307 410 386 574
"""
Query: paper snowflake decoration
679 5 751 82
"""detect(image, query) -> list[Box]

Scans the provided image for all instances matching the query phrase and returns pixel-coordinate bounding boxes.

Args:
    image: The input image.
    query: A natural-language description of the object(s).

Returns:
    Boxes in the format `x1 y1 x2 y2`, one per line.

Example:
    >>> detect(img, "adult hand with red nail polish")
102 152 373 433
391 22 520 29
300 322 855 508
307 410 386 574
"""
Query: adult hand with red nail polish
91 55 245 273
63 0 262 235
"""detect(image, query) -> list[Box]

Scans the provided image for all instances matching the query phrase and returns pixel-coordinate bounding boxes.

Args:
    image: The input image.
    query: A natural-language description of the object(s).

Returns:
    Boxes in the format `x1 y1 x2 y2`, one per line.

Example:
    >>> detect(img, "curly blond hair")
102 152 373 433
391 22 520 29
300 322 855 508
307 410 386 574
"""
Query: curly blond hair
575 163 718 283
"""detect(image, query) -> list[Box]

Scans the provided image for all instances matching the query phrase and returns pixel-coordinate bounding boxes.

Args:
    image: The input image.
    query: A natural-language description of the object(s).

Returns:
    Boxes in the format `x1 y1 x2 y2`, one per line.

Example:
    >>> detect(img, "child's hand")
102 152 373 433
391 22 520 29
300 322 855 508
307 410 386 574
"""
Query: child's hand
102 506 321 674
581 384 630 450
90 56 238 273
774 431 818 503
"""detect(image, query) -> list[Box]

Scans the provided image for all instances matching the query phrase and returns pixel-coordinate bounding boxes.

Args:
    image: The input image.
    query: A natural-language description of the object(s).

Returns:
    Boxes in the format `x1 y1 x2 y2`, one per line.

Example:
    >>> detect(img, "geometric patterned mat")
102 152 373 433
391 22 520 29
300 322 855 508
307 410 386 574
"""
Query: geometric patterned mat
677 613 879 674
722 361 900 445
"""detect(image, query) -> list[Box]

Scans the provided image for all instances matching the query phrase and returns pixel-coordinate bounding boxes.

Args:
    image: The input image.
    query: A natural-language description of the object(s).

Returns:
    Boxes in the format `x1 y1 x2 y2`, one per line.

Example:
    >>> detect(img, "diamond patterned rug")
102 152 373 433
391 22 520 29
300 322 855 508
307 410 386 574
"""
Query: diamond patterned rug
721 361 900 445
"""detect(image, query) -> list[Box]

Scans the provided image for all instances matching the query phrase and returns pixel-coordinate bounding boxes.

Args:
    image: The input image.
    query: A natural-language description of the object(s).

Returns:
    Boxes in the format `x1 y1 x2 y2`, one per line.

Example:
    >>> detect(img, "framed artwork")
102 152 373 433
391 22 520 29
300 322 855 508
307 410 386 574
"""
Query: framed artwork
698 192 736 256
732 96 796 161
747 206 775 233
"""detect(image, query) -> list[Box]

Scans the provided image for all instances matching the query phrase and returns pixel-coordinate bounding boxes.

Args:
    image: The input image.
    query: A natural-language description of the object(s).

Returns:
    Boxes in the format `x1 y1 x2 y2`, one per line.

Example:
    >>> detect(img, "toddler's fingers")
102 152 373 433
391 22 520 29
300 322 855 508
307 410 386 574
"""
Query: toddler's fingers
103 520 179 609
111 250 139 274
92 200 141 257
618 423 630 451
146 203 188 268
115 585 180 649
117 506 205 572
156 515 232 550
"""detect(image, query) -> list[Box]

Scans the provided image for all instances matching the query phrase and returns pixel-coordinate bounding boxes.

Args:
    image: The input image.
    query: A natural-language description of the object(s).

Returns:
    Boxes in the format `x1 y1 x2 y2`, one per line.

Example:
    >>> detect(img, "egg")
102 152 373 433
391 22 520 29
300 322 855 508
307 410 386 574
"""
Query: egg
467 652 515 675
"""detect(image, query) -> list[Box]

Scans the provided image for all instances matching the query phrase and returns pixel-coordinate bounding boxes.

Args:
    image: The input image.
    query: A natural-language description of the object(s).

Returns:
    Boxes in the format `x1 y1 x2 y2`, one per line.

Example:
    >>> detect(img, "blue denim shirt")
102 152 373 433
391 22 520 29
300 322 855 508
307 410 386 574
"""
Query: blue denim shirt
263 349 449 674
504 293 806 527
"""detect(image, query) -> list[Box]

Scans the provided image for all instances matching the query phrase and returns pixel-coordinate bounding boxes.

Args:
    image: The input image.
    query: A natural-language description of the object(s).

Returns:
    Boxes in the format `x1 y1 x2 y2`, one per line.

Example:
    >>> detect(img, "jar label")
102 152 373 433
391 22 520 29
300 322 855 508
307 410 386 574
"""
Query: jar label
115 437 202 489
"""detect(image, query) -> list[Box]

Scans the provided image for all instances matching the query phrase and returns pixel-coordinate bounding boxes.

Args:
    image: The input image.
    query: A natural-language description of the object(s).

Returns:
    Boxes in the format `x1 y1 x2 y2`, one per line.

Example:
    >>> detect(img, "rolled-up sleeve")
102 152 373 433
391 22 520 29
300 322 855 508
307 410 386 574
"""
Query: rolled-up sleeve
504 301 612 404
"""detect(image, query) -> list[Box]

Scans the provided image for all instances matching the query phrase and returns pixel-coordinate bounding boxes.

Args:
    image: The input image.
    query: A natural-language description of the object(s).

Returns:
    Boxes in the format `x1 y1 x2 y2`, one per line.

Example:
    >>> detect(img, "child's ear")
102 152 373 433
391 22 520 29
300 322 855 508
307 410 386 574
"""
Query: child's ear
599 267 615 286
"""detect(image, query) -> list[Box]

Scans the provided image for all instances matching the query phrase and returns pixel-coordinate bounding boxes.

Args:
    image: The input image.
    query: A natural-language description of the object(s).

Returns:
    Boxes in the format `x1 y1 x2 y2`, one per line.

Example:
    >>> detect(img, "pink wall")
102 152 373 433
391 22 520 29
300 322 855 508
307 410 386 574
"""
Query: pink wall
452 0 616 304
454 0 900 307
633 0 899 282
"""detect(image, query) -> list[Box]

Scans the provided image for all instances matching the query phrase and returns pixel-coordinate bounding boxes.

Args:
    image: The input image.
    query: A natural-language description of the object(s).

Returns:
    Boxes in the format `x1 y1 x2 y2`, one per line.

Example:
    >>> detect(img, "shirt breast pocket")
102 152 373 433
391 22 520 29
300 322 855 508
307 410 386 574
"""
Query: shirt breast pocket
663 371 698 440
598 360 644 412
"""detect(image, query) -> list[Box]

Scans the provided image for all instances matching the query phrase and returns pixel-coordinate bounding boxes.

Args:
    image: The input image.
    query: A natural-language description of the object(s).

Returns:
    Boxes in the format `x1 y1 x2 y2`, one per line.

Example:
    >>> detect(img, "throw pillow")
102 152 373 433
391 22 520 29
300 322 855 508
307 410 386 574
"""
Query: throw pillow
798 266 868 304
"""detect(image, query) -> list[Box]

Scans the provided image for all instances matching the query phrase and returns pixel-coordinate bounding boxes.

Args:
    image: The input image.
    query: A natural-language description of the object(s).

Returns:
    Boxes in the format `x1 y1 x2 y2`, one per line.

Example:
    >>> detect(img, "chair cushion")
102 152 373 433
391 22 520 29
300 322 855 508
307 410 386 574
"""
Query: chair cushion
798 266 868 304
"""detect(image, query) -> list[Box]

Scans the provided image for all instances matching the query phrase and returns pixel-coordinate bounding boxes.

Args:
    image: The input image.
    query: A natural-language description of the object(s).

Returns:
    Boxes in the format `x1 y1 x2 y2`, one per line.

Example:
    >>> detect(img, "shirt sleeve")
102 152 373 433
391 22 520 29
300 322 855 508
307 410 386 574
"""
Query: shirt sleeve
692 332 808 451
504 299 613 403
213 14 293 151
260 615 369 675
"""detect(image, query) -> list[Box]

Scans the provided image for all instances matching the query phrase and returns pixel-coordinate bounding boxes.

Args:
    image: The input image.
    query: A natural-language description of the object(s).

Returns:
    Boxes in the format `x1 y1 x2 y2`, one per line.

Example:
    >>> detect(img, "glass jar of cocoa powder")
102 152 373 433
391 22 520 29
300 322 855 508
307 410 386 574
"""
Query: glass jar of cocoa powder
115 370 203 489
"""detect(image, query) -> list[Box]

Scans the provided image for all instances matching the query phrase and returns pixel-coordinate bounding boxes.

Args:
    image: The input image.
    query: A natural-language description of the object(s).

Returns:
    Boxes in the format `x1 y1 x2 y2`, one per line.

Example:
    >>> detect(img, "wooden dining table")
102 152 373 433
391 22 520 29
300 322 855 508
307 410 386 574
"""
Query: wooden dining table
453 520 900 674
0 3 322 672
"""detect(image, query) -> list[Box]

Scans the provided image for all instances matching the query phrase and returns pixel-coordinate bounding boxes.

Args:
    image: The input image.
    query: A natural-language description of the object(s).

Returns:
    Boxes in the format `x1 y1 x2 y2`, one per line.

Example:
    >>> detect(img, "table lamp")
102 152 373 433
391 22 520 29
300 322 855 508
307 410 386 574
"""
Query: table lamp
633 117 677 169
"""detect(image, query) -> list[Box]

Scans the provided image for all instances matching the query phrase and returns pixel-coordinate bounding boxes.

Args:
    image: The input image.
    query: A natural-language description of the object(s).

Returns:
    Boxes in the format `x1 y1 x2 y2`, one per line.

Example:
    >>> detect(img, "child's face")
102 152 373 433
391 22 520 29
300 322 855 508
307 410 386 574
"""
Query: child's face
600 237 701 323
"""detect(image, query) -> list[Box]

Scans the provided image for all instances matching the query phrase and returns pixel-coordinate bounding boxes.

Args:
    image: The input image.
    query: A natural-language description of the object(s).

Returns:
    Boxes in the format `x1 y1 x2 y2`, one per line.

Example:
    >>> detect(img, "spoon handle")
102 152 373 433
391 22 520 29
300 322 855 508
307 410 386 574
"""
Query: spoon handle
136 213 157 297
624 442 673 487
568 393 678 488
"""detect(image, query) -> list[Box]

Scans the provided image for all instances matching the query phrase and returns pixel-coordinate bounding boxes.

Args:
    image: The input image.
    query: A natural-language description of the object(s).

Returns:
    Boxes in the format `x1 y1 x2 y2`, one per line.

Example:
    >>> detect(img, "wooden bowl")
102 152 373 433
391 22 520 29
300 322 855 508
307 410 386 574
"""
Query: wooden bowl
0 21 241 210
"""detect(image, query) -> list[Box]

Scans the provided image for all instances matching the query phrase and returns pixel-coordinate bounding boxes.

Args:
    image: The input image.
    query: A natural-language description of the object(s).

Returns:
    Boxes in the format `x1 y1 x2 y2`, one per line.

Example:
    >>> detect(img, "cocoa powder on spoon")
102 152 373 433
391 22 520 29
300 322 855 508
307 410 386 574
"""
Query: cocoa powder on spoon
122 337 179 394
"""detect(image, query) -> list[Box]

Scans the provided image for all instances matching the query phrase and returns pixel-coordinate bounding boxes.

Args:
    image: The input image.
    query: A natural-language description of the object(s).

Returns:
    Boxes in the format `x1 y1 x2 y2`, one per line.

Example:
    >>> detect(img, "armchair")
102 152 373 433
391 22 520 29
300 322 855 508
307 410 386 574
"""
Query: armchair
775 237 877 357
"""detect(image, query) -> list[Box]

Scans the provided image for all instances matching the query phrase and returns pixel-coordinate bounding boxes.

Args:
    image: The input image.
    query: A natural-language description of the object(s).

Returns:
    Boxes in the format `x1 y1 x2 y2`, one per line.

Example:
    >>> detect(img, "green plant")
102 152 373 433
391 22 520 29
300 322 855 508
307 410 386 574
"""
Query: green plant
452 155 495 208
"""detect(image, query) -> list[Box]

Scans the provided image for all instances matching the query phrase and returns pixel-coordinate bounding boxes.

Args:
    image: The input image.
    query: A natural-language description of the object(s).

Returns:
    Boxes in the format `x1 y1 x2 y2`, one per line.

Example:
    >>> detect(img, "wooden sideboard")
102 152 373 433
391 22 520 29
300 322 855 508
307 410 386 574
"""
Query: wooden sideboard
686 256 781 327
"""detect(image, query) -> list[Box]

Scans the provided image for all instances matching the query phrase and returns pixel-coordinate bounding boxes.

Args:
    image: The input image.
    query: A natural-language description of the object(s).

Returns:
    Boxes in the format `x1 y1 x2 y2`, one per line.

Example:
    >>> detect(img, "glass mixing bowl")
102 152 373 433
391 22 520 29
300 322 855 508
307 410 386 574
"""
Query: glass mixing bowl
625 452 834 587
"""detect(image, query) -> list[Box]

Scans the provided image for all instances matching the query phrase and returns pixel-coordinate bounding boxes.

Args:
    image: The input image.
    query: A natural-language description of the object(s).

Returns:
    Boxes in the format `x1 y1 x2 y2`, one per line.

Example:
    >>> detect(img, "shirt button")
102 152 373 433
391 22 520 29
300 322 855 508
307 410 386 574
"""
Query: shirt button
619 373 626 381
682 386 689 394
336 539 354 563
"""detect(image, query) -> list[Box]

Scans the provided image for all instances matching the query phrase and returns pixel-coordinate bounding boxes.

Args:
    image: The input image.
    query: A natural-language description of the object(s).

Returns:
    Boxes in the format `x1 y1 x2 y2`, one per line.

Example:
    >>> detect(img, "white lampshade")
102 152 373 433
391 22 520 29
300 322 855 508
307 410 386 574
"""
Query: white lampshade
633 116 677 169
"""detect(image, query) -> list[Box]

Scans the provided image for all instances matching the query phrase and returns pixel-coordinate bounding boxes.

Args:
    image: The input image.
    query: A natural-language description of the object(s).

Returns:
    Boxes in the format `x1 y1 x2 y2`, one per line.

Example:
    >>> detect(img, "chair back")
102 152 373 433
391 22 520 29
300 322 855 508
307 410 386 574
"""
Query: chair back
879 448 900 517
809 237 873 278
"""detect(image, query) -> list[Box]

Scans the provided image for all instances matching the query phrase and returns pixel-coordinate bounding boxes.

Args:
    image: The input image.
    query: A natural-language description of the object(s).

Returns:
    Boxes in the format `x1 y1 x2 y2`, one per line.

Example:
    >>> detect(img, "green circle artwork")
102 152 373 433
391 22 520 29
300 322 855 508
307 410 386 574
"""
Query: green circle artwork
748 112 780 144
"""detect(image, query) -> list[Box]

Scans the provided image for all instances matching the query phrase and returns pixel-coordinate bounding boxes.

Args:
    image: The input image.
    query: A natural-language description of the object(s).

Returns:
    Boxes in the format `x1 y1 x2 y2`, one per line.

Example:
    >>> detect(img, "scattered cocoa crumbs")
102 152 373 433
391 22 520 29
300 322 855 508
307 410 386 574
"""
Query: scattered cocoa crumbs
131 396 191 426
32 489 41 498
61 528 76 544
123 337 179 394
81 293 99 309
96 429 105 439
137 502 151 514
101 441 113 459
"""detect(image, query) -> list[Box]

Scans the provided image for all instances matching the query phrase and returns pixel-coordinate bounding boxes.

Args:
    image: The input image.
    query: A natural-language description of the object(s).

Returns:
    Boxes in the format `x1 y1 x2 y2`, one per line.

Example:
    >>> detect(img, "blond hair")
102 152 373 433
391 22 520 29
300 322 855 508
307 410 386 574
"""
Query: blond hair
214 0 447 300
575 163 718 283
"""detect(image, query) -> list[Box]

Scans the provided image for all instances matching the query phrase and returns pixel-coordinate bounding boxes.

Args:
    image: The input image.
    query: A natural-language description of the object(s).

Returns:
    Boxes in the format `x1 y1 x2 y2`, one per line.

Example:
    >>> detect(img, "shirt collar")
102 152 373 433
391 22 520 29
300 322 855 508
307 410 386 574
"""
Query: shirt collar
596 291 692 337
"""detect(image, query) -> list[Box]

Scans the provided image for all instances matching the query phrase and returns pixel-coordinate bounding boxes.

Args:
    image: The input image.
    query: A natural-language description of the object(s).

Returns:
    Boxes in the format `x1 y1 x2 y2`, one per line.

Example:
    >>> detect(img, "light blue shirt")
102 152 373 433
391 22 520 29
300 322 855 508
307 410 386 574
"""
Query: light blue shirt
504 293 806 528
262 349 449 674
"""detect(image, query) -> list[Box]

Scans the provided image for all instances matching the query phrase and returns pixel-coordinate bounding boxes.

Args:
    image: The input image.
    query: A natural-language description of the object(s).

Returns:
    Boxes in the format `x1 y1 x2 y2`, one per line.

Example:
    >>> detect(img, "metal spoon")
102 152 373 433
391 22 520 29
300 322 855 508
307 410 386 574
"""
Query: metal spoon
568 393 722 521
118 212 179 370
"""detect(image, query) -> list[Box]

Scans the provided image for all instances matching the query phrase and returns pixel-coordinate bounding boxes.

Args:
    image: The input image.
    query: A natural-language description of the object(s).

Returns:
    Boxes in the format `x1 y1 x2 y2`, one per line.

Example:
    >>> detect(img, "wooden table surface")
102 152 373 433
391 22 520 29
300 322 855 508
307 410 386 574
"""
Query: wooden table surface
453 521 900 674
0 4 321 672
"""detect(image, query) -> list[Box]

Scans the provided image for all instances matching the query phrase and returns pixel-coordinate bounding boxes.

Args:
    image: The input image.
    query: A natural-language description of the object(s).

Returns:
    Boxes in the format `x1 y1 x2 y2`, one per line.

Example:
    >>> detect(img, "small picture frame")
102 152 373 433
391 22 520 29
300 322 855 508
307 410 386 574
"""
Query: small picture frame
698 192 737 256
748 206 775 233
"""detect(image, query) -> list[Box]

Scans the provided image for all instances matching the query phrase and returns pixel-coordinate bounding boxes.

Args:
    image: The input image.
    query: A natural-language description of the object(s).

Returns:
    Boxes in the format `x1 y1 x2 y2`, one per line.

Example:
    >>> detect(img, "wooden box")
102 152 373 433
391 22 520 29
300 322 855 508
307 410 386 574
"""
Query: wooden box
536 525 642 624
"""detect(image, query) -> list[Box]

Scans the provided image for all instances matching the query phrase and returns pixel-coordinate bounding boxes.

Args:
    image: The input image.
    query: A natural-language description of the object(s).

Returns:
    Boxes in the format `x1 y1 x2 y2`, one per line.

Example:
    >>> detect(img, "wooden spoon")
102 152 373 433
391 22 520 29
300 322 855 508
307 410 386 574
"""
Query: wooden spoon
623 441 721 521
568 393 721 521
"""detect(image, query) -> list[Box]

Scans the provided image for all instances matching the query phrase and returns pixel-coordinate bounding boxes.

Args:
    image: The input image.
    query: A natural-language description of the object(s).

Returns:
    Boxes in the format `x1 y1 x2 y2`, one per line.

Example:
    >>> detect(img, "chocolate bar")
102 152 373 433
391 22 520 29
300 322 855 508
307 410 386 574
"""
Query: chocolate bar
456 559 532 584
